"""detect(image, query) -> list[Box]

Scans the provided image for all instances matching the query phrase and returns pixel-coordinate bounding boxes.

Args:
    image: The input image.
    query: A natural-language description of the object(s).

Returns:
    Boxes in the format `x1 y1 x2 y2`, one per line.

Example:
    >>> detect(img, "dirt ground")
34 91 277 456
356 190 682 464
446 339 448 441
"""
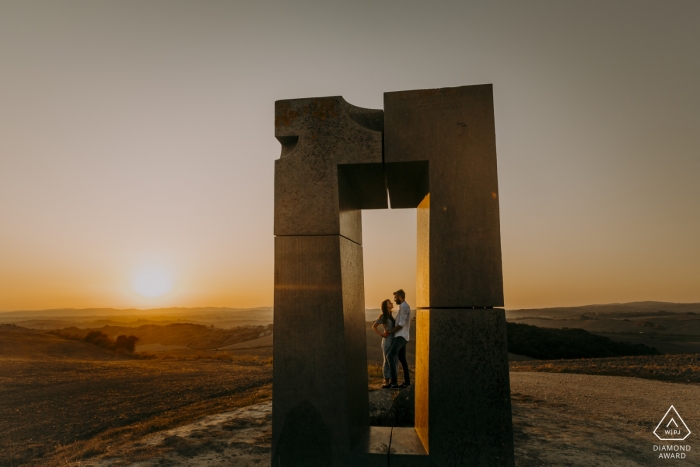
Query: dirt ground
510 372 699 466
33 372 696 467
3 327 698 467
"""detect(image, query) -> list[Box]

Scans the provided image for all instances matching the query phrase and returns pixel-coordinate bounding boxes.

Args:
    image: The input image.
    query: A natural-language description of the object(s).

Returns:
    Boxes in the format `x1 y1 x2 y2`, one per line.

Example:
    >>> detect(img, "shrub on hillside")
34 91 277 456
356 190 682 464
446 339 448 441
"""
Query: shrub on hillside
114 335 139 353
506 322 660 360
83 331 113 348
59 330 140 354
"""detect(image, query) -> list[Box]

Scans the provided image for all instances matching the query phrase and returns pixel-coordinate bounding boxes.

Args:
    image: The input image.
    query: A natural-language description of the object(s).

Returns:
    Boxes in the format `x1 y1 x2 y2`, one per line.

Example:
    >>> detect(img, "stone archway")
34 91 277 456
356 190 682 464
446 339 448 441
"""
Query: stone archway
272 85 514 467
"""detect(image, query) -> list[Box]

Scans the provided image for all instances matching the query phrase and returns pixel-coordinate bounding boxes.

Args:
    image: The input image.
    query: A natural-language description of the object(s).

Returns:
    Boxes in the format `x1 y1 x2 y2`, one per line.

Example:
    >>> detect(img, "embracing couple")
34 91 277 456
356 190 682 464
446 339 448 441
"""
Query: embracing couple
372 289 411 389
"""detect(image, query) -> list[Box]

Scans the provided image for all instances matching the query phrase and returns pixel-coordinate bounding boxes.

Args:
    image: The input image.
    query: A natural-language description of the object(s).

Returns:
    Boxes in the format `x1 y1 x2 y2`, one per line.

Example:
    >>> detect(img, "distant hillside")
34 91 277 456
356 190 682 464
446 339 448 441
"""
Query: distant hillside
52 323 273 351
507 301 700 319
4 302 697 329
0 325 125 360
504 302 700 354
507 322 660 360
0 307 274 330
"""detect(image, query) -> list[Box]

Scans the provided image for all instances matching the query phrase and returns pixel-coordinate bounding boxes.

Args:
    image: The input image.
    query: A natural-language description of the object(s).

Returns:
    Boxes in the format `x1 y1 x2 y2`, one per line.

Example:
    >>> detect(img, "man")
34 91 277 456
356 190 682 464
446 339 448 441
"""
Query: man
383 288 411 389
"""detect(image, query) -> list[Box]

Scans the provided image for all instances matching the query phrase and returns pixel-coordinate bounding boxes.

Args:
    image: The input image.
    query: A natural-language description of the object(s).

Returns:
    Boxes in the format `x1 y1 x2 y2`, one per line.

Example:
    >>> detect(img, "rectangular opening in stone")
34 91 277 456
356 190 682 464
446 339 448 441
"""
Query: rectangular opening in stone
362 208 418 432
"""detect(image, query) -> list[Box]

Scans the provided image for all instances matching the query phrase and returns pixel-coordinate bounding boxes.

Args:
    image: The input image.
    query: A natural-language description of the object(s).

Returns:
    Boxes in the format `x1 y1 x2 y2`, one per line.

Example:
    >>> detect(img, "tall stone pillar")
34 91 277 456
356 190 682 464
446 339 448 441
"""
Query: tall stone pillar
384 85 515 466
272 96 386 466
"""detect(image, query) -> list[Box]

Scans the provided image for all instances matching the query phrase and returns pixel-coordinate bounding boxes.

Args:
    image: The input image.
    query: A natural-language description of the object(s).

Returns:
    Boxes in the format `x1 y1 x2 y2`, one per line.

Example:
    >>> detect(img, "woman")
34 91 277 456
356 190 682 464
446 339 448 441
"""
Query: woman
372 299 397 387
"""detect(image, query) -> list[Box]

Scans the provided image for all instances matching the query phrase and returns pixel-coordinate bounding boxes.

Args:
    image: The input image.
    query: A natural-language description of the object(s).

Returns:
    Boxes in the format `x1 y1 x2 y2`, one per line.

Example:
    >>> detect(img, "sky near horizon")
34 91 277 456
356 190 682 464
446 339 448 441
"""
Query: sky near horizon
1 1 699 311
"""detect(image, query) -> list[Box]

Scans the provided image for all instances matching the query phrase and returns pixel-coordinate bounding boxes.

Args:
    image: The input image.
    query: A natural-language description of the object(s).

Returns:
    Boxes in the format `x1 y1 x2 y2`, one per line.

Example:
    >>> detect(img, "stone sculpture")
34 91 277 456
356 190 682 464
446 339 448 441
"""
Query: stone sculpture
272 85 515 467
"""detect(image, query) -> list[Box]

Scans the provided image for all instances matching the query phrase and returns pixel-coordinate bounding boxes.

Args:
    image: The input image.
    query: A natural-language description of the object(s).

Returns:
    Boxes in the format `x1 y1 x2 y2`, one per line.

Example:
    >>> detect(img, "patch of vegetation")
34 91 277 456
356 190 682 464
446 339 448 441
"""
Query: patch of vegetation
507 322 660 360
510 353 700 383
635 320 666 330
53 330 140 354
510 316 554 320
155 352 272 364
52 323 273 350
595 332 700 343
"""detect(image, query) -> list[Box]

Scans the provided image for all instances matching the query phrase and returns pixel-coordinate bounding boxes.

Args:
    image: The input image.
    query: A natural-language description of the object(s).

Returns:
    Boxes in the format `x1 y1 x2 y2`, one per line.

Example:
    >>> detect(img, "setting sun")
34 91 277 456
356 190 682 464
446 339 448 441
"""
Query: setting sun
132 265 173 298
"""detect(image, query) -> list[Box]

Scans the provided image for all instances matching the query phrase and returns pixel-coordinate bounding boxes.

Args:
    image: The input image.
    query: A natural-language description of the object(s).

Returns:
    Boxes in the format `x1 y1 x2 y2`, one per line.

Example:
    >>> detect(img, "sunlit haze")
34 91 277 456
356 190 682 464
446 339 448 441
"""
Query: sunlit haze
132 265 173 299
1 1 699 311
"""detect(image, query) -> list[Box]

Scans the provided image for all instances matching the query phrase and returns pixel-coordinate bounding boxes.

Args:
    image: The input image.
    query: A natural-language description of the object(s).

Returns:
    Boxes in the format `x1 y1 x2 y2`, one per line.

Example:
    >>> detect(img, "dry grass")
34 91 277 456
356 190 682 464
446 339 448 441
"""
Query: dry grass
7 323 696 467
510 353 700 383
149 351 272 364
0 357 272 467
367 364 386 389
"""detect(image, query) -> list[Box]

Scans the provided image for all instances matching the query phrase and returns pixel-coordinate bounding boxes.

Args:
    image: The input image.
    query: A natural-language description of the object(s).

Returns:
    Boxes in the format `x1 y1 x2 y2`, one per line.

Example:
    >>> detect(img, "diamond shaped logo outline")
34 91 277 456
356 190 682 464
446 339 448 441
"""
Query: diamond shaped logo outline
654 405 692 441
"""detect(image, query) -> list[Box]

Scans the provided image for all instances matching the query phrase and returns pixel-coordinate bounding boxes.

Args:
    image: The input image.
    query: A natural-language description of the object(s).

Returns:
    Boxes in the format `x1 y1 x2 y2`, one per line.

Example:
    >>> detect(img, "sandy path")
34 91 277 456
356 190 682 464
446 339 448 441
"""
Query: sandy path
91 372 700 466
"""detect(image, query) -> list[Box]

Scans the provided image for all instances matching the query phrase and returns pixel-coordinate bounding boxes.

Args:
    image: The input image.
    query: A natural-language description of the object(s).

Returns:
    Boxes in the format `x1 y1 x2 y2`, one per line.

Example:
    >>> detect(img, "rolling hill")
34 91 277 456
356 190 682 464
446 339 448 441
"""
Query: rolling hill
51 323 273 351
0 325 125 360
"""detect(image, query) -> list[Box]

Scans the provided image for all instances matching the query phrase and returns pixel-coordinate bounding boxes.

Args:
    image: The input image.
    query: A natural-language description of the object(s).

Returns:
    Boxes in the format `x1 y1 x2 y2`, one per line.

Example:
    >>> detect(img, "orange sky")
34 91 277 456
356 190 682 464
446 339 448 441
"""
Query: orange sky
1 1 699 311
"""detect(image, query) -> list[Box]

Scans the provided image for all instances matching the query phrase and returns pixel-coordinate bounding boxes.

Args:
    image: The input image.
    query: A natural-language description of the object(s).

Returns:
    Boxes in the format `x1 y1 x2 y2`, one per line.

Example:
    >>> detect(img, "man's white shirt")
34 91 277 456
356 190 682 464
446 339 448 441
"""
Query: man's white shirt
394 301 411 341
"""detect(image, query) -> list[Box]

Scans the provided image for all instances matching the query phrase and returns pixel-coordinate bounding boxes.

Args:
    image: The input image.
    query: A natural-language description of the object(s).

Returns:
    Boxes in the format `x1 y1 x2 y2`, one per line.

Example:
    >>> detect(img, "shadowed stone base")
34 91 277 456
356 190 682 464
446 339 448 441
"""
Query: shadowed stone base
359 426 391 467
390 427 429 466
358 426 428 467
416 308 515 467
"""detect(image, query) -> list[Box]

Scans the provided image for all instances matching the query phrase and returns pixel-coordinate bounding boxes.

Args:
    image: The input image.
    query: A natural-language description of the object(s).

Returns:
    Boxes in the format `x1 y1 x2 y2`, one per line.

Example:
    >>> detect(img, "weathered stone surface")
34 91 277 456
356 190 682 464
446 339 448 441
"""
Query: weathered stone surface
415 308 515 467
384 85 504 308
357 426 392 467
272 235 369 466
273 96 387 466
390 427 429 466
274 97 386 243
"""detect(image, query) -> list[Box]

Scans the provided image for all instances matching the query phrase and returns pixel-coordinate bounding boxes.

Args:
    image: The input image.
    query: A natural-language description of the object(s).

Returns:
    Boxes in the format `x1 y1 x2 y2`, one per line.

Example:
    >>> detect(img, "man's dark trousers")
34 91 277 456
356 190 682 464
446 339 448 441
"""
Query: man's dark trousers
387 336 410 384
